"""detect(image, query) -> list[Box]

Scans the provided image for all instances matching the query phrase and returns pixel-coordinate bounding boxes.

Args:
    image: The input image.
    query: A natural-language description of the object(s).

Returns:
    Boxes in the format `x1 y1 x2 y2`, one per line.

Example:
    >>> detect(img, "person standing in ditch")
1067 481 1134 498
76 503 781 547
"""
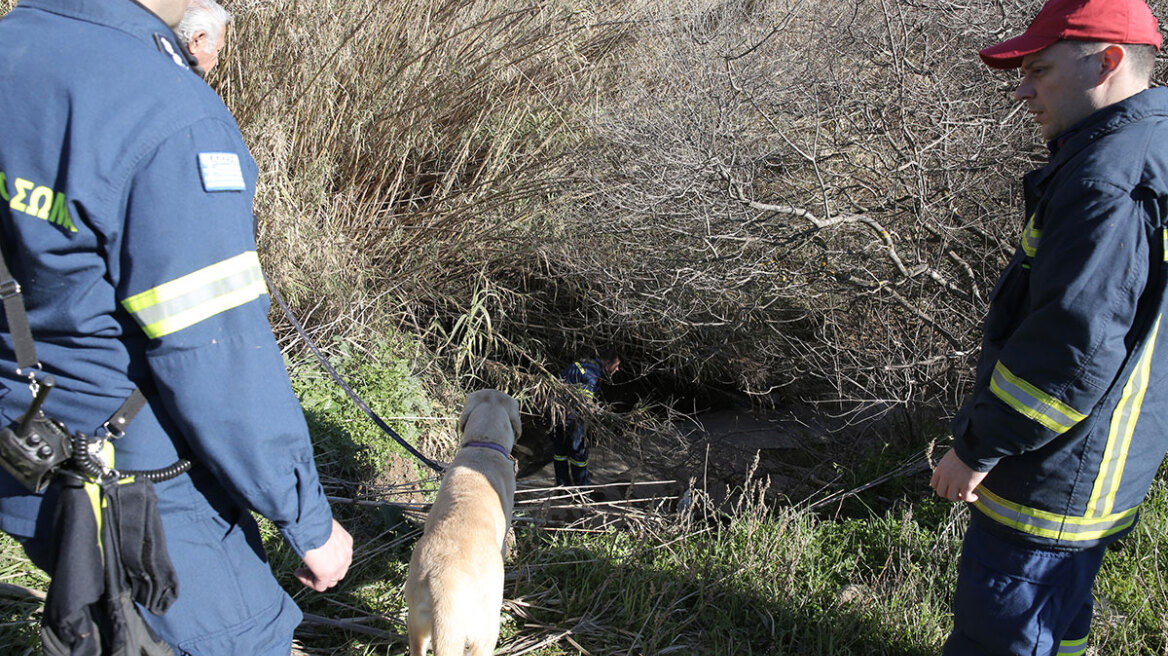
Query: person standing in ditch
930 0 1168 653
551 352 620 487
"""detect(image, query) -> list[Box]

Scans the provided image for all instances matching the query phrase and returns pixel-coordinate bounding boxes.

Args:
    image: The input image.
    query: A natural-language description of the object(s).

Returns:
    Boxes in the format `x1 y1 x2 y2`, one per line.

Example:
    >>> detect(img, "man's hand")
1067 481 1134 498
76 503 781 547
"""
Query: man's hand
930 449 989 503
295 519 353 591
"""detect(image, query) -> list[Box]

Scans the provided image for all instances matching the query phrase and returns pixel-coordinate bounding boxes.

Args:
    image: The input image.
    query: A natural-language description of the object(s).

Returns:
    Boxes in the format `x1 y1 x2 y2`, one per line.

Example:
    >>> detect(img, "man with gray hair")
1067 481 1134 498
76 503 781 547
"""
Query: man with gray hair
176 0 231 76
0 0 352 653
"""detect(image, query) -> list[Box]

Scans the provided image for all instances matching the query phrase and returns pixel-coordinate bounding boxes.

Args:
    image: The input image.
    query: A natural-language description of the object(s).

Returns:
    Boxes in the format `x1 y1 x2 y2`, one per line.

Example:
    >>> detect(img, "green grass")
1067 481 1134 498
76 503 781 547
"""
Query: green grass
288 334 445 483
5 0 1168 653
6 440 1168 654
0 533 48 656
1093 475 1168 654
492 492 953 655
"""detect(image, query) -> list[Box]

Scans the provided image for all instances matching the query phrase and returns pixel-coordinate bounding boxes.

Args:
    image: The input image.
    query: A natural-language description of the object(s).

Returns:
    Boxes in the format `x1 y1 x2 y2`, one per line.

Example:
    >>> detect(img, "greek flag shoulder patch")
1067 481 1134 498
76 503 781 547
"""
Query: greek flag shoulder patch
197 152 247 192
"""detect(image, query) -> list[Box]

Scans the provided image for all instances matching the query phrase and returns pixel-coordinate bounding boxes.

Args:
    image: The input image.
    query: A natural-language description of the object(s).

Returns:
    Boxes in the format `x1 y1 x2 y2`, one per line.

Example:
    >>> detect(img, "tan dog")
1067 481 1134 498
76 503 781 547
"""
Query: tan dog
406 389 520 656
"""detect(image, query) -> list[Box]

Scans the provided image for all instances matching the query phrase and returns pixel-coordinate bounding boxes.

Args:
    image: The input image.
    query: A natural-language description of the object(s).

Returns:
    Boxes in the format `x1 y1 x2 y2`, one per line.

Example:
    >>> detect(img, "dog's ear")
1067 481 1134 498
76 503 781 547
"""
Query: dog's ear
458 392 477 435
508 397 522 440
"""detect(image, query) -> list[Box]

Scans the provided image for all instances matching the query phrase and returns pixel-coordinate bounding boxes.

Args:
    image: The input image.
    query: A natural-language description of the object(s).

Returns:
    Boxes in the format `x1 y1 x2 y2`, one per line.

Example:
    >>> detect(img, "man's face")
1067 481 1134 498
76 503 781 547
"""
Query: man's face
604 359 621 377
191 25 227 73
1015 41 1104 141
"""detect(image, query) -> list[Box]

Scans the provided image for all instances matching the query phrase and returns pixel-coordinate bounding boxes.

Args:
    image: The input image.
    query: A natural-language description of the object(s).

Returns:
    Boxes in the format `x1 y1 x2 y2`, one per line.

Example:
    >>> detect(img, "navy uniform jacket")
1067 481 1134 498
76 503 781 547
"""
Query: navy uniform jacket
951 87 1168 550
0 0 333 558
561 360 605 401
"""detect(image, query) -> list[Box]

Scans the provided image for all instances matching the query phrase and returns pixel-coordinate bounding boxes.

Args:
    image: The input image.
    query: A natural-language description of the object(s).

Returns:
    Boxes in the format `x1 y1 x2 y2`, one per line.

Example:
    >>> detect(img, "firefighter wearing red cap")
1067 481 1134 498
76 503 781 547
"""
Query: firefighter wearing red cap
930 0 1168 653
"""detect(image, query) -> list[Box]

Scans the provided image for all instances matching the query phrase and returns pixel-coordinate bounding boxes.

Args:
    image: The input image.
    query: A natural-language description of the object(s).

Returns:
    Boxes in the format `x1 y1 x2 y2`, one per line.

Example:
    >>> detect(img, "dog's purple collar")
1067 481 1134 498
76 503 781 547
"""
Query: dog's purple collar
462 441 513 460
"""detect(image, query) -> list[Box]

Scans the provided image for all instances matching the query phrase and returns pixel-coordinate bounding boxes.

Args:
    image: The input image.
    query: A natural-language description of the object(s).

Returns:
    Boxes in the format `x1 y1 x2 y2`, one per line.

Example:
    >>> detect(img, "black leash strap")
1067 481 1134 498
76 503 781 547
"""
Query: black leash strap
99 389 193 482
0 247 39 373
265 274 445 473
103 389 147 438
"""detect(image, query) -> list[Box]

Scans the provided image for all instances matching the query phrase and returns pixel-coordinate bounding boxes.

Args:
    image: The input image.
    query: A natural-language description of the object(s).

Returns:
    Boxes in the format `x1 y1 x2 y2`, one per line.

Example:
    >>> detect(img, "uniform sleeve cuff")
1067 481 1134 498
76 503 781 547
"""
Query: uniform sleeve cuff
278 481 335 558
951 435 1000 473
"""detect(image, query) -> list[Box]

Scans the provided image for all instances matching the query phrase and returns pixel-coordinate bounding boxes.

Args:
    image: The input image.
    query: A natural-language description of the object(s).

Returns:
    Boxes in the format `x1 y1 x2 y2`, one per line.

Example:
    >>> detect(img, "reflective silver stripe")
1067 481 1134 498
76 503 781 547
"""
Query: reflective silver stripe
1022 213 1041 257
974 487 1137 542
1058 635 1088 656
571 362 595 398
121 252 266 338
990 362 1086 434
1090 316 1160 517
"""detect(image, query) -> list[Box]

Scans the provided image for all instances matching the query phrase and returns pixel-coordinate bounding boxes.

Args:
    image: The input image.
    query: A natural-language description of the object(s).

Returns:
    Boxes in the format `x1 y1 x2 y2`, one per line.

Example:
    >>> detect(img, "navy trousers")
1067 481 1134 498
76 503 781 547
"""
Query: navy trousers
943 517 1106 656
551 416 590 486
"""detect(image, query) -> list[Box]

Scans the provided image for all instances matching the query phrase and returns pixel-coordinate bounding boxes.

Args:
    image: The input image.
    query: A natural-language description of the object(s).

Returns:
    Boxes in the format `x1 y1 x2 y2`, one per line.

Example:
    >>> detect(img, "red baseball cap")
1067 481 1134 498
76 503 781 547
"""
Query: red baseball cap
979 0 1163 69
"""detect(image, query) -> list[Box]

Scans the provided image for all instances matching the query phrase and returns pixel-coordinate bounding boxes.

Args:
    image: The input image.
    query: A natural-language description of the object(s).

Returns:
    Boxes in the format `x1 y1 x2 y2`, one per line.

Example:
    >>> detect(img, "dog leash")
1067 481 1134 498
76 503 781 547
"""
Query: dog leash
265 274 446 473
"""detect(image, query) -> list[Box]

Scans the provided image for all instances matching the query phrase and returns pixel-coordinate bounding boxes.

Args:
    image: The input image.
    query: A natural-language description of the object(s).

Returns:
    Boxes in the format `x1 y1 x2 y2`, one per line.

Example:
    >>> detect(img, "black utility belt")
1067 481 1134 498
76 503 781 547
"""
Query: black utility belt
0 375 190 492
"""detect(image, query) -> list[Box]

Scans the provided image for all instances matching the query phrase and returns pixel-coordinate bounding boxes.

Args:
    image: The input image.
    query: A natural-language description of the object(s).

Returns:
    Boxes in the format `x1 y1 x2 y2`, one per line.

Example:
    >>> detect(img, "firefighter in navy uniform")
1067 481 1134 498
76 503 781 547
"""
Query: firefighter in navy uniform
930 0 1168 653
0 1 352 653
551 353 620 486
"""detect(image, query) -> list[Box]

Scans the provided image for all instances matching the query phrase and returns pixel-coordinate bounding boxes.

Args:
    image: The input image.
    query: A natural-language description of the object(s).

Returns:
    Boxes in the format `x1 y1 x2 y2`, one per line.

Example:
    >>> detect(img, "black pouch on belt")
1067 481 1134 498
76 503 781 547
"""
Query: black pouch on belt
105 477 179 613
41 475 178 656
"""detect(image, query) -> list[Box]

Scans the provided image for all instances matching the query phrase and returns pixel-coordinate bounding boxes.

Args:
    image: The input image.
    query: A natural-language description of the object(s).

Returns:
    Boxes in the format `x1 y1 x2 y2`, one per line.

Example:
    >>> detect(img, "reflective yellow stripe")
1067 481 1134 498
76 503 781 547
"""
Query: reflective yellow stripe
990 362 1086 433
571 362 596 398
1089 316 1159 517
568 458 587 467
1058 635 1088 655
84 442 116 562
1022 213 1041 257
121 251 266 338
84 478 104 560
974 487 1137 541
1163 229 1167 262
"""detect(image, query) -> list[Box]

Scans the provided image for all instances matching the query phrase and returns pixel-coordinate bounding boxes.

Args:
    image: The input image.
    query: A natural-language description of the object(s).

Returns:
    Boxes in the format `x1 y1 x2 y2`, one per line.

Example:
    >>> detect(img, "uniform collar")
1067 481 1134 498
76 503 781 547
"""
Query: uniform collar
1032 87 1168 187
1045 128 1078 157
19 0 193 69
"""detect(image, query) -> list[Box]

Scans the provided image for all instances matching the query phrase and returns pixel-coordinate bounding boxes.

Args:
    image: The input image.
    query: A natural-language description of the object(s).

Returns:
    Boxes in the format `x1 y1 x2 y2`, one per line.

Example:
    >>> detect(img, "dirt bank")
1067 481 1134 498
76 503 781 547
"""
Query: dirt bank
515 401 901 509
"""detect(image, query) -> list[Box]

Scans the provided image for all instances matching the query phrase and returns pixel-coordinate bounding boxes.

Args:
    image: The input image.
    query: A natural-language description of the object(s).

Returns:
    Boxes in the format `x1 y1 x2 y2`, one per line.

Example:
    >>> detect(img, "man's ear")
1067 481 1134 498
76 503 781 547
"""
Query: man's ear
1098 44 1126 80
186 30 207 56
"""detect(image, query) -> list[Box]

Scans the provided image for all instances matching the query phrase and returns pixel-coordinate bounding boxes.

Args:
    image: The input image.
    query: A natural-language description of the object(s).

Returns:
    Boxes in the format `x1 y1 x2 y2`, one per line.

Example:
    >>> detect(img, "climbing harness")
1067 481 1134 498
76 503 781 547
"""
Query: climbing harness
265 274 446 473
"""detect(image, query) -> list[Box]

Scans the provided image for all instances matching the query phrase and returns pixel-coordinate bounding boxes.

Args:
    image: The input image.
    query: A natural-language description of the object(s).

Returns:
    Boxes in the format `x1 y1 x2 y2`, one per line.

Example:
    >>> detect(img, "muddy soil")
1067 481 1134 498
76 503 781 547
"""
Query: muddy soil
514 401 900 509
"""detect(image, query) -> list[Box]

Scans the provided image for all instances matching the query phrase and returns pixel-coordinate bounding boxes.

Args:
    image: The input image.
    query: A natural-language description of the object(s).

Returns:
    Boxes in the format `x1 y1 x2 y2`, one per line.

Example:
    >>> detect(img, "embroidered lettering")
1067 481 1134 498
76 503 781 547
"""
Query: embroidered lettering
48 193 76 232
3 173 77 233
9 178 33 213
28 186 53 220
